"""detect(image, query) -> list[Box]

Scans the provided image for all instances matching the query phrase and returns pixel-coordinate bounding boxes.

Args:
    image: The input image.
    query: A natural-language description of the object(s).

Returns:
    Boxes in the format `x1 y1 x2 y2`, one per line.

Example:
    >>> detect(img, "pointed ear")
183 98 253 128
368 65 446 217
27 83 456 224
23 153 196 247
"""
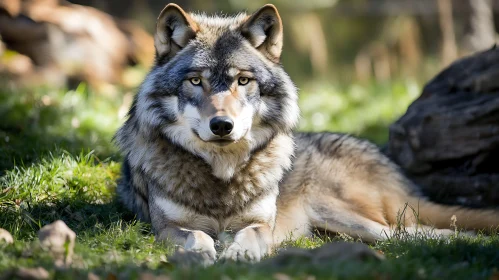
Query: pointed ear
155 3 198 59
241 4 283 63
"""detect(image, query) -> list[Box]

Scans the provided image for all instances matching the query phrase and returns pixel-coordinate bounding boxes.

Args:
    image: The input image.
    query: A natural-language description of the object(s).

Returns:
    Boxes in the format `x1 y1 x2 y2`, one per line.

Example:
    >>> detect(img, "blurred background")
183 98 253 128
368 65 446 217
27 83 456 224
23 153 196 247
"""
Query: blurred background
0 0 498 170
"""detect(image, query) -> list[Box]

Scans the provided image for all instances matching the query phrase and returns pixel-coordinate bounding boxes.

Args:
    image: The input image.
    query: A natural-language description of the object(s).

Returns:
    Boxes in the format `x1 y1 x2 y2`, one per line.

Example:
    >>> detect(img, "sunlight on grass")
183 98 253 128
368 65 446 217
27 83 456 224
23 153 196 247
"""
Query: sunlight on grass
0 152 120 238
0 83 125 172
299 79 421 143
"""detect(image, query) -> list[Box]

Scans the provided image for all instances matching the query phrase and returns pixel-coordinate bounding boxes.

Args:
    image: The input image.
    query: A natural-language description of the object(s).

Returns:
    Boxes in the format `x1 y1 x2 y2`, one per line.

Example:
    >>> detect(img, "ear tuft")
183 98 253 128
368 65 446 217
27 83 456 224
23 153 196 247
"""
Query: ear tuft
241 4 283 63
155 3 198 60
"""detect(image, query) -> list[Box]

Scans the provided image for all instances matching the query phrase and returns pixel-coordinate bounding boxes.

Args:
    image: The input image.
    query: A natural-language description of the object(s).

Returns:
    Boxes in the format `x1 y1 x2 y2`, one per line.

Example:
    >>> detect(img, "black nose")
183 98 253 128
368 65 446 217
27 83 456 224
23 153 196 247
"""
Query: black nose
209 116 234 137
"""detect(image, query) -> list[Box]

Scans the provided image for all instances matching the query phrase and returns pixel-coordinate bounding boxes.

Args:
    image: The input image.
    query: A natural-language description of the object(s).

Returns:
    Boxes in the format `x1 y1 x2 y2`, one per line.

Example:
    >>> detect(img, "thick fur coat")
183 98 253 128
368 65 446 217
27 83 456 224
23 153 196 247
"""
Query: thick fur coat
115 3 499 265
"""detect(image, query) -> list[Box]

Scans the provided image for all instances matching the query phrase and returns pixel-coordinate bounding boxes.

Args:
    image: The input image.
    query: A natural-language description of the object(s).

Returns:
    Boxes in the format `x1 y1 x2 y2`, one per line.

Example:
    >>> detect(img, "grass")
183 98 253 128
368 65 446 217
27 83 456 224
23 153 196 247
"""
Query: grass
0 80 498 279
298 79 421 144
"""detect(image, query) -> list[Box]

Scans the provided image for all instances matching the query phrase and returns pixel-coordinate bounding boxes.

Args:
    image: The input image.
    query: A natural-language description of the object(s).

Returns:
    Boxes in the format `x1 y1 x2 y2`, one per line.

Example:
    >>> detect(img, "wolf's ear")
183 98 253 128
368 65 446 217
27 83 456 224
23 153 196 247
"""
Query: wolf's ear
155 4 198 59
241 4 283 63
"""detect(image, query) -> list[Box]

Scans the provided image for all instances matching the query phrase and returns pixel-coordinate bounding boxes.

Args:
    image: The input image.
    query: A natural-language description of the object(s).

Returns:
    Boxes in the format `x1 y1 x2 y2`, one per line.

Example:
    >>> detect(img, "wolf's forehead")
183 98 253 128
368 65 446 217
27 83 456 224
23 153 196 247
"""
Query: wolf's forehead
189 34 255 71
189 45 257 74
189 13 248 44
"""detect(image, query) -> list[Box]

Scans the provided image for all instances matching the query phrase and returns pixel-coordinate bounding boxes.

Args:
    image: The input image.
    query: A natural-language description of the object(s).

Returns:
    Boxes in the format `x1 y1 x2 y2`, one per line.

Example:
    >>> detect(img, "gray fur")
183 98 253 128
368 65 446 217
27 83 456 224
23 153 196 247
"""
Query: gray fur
115 7 297 223
115 4 499 264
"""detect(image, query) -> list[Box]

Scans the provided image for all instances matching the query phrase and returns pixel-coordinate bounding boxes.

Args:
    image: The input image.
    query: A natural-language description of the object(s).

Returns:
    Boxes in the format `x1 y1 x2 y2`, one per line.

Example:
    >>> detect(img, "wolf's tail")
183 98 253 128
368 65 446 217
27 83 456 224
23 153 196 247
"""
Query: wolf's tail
409 198 499 231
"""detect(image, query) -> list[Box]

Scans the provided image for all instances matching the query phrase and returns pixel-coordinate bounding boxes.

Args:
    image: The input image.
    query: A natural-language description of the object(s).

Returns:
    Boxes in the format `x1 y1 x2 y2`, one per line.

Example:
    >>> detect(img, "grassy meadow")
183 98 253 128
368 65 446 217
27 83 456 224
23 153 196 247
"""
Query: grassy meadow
0 77 498 279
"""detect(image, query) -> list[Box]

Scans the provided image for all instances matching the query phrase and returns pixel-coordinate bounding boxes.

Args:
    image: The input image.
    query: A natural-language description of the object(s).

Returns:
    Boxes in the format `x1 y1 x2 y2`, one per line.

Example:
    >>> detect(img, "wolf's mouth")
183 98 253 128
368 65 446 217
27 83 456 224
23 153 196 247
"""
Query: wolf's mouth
209 139 234 146
192 129 235 146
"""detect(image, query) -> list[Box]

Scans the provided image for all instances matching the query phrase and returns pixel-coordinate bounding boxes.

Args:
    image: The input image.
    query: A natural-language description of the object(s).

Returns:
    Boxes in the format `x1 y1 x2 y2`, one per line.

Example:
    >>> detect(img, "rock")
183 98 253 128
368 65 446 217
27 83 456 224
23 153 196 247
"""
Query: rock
0 228 13 244
15 267 50 280
312 242 385 263
259 247 313 268
38 220 76 265
260 242 384 268
0 0 154 88
387 47 499 208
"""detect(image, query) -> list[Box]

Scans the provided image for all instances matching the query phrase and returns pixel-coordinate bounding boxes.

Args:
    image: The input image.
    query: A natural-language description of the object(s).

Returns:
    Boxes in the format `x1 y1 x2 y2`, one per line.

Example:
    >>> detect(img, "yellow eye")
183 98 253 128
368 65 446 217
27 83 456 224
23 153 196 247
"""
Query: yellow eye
238 77 250 85
190 77 201 85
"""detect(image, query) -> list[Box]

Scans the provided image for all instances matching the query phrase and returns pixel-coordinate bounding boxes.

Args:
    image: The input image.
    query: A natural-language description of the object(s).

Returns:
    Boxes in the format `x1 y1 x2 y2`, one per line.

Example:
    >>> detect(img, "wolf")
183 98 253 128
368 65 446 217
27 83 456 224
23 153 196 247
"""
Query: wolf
114 3 499 265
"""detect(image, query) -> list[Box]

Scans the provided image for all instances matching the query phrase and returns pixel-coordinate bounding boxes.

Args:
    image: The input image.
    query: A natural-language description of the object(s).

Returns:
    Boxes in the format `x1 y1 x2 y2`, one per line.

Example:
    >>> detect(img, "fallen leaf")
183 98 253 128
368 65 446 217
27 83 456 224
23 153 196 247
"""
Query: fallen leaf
87 272 100 280
489 270 499 280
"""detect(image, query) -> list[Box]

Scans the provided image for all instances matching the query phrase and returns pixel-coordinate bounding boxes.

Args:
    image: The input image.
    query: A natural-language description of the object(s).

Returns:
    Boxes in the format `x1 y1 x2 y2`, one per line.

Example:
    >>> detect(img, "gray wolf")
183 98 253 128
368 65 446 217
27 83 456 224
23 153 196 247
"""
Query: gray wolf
115 3 499 265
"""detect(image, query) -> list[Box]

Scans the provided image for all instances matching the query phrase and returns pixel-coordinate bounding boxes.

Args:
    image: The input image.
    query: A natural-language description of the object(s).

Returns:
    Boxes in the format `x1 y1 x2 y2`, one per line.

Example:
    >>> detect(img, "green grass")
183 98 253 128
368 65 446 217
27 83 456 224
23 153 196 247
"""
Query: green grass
0 83 123 172
298 78 421 144
0 81 498 279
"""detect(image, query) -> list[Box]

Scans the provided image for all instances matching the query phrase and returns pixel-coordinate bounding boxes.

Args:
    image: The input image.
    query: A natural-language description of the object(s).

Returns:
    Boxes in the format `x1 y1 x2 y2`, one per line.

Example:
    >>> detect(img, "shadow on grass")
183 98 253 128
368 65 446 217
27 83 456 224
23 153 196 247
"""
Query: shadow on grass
0 193 141 240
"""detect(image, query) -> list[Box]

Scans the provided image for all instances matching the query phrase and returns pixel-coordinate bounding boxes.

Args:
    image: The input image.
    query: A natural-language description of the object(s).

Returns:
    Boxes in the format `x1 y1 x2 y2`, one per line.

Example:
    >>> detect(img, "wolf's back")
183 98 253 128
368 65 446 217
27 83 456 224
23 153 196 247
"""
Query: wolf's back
276 132 499 242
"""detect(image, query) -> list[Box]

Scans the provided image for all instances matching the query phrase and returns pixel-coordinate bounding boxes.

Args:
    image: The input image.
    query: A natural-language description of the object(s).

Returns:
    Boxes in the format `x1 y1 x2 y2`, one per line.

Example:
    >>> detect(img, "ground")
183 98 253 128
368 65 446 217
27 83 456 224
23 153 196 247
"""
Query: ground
0 80 498 279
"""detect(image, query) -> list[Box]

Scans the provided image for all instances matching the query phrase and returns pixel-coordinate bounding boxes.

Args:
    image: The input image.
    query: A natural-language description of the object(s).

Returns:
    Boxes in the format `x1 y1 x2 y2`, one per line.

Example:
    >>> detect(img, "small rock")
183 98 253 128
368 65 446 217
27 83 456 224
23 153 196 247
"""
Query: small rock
260 242 384 268
0 228 14 244
312 242 385 263
38 220 76 265
260 247 313 268
15 267 50 280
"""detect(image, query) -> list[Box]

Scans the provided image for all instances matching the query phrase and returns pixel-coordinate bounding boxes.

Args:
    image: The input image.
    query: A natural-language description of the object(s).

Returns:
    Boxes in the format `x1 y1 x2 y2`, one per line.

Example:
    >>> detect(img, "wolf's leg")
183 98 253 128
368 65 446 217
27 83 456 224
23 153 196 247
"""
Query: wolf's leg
309 203 393 242
314 210 472 242
149 194 217 266
156 226 217 266
220 223 273 262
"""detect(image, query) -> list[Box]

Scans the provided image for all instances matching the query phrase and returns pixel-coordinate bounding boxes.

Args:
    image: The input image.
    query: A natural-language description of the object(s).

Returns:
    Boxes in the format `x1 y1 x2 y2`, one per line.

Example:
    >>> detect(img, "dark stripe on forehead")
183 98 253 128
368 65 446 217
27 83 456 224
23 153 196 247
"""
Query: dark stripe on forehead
208 31 245 93
214 32 244 56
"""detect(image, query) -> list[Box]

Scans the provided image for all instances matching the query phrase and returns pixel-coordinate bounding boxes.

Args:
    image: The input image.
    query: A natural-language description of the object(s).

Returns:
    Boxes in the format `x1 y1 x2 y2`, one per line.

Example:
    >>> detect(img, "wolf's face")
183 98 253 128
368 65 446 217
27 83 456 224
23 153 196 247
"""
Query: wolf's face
130 4 298 180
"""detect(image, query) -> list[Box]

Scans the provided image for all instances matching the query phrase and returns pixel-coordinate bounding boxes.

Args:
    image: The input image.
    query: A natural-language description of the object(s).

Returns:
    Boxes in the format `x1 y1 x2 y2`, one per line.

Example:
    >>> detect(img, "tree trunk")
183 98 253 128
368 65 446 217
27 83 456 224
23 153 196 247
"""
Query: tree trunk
462 0 496 53
387 47 499 208
437 0 458 66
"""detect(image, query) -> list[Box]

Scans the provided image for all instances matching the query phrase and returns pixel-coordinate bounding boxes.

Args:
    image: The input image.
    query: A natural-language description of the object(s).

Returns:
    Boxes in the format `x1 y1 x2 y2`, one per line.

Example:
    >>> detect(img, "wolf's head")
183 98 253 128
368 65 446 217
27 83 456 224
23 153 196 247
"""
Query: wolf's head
127 4 298 180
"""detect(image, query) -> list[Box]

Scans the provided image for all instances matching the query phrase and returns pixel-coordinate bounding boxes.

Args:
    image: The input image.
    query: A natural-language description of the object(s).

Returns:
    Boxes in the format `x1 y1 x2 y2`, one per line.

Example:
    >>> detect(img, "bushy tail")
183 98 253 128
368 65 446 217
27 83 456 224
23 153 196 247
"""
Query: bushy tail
410 198 499 232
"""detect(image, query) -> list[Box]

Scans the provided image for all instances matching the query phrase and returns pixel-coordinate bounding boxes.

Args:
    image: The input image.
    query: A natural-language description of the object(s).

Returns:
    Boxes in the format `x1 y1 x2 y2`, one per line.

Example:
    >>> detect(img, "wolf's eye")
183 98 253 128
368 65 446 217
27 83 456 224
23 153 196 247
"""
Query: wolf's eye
238 77 250 86
189 77 201 85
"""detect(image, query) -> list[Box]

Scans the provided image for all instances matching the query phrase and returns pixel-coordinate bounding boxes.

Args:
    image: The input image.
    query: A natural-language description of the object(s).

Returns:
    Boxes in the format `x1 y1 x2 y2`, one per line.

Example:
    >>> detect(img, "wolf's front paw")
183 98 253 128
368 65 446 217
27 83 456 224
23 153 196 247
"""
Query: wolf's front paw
220 242 263 263
170 230 217 267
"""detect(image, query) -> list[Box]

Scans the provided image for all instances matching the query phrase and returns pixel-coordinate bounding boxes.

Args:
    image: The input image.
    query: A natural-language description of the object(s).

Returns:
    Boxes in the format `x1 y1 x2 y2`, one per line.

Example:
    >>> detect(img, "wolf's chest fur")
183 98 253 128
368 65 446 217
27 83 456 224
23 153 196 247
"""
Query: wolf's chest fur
136 133 292 219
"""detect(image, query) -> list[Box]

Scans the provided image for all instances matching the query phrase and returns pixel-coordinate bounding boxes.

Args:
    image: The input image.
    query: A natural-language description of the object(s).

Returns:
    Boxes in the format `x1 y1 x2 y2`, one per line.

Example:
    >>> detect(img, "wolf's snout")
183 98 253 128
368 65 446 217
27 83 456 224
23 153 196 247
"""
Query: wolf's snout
209 116 233 137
